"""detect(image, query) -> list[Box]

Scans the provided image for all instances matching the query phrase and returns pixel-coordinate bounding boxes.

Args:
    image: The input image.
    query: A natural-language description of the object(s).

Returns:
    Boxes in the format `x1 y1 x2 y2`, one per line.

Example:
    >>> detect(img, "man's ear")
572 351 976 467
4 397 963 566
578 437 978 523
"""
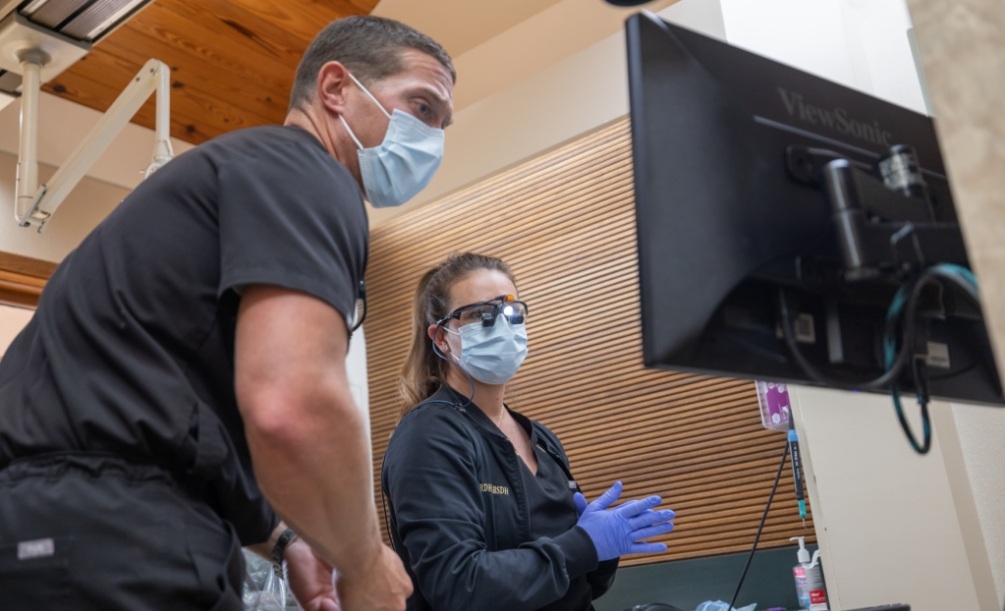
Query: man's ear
316 61 351 115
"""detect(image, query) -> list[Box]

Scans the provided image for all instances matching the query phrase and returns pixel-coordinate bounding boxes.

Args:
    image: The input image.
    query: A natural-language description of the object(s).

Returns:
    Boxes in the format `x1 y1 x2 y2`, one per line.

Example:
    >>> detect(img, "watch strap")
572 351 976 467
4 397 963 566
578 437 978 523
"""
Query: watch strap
271 528 298 573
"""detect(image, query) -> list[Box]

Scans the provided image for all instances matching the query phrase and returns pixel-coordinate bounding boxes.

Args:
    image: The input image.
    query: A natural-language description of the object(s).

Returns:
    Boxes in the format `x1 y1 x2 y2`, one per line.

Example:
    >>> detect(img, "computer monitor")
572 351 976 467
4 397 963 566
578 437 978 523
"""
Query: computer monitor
625 11 1002 405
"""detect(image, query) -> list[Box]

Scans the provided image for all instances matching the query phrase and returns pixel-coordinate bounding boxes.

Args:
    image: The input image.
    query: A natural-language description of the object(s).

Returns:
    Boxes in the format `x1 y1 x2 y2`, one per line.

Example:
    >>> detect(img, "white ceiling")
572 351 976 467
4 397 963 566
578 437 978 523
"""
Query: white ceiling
375 0 676 111
372 0 567 58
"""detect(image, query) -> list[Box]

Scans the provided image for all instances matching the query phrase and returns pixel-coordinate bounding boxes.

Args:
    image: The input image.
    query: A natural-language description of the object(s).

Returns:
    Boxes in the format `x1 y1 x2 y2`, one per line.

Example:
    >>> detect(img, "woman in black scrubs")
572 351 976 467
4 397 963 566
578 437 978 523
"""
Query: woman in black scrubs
381 252 676 611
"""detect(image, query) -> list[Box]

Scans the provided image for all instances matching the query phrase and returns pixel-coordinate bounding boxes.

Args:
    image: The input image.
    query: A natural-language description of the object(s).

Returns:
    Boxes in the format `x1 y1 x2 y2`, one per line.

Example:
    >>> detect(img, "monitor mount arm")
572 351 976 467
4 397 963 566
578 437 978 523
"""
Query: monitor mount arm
15 56 173 232
786 145 967 281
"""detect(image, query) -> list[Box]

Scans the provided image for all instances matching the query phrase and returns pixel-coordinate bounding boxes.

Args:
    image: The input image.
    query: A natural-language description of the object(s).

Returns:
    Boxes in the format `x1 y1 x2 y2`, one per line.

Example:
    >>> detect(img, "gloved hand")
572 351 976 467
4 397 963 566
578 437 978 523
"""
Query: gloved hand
575 481 675 561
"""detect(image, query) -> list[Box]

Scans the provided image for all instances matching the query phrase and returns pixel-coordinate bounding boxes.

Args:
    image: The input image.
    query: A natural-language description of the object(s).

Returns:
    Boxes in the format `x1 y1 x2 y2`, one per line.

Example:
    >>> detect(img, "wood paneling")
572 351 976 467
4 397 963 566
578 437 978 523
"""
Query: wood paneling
43 0 380 145
0 252 54 308
366 118 816 567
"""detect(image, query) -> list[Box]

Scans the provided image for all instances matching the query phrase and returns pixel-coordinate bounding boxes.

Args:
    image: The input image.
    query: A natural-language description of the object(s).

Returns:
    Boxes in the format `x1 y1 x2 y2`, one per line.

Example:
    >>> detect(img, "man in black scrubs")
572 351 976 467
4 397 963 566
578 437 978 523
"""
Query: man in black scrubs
0 15 454 611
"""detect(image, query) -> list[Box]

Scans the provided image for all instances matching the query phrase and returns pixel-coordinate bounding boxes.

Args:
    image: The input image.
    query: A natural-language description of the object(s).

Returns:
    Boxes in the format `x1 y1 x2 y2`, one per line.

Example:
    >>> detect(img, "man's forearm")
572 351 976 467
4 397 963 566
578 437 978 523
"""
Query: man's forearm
235 286 384 580
244 384 382 578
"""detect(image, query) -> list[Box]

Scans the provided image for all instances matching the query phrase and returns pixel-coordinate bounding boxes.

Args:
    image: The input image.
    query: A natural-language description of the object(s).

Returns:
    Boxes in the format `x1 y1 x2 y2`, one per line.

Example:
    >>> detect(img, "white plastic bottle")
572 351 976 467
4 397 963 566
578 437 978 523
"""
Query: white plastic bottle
790 536 829 611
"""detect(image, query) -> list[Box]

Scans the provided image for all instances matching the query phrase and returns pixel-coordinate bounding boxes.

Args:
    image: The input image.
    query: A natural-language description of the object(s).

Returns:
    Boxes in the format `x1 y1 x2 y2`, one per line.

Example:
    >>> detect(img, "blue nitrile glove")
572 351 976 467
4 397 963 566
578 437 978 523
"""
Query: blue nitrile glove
574 491 588 516
575 481 675 561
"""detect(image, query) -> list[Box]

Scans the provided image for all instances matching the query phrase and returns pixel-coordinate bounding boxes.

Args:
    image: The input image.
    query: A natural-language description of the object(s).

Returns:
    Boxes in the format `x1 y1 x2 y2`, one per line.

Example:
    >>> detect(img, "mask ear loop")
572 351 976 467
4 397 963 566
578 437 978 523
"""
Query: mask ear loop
431 320 475 411
339 72 393 152
347 72 392 120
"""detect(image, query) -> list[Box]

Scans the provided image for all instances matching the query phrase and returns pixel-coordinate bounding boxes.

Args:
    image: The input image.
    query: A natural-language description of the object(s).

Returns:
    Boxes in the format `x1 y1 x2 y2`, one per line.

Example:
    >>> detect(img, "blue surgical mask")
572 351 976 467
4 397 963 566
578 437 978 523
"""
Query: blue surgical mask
339 73 444 208
446 316 529 385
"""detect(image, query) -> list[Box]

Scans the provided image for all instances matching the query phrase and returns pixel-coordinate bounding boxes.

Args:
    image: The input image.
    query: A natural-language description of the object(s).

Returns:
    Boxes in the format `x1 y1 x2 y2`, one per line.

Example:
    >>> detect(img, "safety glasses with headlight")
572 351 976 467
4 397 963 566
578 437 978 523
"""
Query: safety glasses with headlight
436 294 528 328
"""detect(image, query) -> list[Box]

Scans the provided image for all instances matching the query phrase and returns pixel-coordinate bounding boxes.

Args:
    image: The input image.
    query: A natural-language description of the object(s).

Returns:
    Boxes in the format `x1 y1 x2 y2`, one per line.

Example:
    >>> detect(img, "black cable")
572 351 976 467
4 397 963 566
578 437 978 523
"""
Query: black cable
891 265 979 454
886 267 966 455
892 357 931 454
781 263 981 454
778 288 912 390
924 265 979 303
728 442 790 611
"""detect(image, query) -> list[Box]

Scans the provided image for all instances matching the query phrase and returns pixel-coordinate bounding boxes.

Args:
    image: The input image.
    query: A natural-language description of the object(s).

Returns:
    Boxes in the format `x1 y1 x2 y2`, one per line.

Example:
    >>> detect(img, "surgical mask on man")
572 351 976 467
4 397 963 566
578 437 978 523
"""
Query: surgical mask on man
444 316 529 385
338 72 444 208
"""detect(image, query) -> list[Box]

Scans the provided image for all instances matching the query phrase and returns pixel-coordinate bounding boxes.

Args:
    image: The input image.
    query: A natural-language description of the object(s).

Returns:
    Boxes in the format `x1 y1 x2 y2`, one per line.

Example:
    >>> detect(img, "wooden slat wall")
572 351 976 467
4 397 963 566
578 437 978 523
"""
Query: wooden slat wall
366 118 814 566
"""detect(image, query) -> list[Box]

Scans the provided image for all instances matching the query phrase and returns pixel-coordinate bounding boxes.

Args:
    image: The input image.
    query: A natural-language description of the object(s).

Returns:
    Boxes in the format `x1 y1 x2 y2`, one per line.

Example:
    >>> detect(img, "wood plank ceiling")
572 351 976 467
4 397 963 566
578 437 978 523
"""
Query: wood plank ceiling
43 0 380 146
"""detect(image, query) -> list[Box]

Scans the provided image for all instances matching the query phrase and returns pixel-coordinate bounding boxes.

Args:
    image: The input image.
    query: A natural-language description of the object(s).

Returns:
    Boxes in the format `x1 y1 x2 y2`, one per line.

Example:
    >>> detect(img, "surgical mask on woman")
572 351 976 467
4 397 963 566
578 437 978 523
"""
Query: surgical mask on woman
445 316 529 385
339 72 444 208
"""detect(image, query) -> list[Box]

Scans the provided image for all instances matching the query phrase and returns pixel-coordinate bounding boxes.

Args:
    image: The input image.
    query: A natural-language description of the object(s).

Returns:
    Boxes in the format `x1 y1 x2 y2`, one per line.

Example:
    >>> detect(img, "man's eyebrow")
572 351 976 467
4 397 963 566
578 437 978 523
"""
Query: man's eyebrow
412 85 453 127
434 94 454 128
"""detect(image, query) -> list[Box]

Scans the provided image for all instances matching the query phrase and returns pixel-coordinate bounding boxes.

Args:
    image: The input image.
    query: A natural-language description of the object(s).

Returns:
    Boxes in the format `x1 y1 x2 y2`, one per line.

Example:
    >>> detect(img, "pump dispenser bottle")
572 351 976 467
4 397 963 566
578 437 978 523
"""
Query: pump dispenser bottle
790 536 828 610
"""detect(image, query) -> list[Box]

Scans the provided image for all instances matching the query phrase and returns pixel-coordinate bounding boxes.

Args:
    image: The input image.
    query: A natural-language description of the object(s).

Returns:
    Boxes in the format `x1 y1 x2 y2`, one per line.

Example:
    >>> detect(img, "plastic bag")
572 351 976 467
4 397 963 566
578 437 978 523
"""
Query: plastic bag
695 601 757 611
243 549 299 610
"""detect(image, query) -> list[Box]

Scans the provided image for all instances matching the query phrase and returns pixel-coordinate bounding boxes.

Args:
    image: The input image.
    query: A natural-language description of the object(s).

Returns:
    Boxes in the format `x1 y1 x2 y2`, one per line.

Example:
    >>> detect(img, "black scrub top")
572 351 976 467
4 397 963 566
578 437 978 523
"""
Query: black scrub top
0 124 368 544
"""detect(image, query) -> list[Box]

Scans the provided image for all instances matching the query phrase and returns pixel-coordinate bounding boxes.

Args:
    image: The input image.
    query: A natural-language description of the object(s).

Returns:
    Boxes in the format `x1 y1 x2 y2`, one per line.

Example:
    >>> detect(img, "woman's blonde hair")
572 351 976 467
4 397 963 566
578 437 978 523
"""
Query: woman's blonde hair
398 252 516 417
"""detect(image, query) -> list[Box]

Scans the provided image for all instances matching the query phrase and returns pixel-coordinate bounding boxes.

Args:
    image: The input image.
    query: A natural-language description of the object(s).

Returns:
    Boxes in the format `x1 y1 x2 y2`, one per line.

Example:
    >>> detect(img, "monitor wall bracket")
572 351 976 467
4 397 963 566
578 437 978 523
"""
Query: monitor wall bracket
786 145 967 281
14 55 172 232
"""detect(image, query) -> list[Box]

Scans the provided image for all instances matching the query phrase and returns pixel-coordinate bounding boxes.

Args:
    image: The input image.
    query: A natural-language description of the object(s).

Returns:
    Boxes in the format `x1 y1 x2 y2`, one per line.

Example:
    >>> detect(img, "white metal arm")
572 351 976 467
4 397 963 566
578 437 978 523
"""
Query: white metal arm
15 57 173 232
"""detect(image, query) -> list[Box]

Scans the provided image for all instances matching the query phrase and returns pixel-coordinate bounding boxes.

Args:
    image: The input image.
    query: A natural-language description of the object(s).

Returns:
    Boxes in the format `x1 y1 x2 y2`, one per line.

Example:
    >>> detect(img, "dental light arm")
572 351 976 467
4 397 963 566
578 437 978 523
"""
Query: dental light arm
15 57 172 231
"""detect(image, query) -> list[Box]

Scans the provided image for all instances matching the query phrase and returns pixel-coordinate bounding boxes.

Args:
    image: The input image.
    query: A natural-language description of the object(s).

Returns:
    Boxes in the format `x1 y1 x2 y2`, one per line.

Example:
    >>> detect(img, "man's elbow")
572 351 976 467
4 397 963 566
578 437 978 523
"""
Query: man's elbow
239 382 360 448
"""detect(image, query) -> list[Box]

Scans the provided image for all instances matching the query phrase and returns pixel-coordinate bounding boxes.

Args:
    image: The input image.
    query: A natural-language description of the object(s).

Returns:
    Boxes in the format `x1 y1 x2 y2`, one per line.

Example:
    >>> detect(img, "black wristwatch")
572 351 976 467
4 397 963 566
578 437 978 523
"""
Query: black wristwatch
271 528 298 573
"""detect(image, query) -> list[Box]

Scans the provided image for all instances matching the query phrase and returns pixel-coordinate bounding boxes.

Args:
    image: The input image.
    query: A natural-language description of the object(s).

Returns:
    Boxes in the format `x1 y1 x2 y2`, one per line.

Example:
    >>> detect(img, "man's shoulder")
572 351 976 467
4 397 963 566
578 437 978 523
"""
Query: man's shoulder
204 125 325 159
201 125 359 199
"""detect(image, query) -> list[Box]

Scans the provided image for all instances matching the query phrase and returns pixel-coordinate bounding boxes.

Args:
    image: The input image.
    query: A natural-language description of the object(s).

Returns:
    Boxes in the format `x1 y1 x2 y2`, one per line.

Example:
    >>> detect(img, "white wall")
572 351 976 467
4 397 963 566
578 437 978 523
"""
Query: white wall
719 1 1003 609
952 402 1005 605
346 329 370 438
0 304 33 355
791 387 994 611
721 0 926 112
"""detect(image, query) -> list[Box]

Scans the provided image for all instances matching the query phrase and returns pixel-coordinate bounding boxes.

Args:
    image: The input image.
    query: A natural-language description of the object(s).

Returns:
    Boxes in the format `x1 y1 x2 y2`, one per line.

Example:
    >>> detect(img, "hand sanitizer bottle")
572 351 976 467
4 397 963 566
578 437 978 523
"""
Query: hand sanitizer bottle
790 536 828 610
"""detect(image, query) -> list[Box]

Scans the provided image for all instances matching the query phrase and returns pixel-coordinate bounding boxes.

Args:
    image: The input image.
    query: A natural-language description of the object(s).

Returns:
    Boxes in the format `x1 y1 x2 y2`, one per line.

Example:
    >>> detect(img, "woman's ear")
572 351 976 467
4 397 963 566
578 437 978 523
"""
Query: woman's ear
428 324 450 355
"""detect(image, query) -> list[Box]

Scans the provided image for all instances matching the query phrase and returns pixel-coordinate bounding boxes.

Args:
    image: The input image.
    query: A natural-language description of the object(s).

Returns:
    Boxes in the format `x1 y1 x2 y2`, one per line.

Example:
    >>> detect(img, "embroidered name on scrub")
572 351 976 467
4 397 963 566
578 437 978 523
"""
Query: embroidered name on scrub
480 483 510 495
